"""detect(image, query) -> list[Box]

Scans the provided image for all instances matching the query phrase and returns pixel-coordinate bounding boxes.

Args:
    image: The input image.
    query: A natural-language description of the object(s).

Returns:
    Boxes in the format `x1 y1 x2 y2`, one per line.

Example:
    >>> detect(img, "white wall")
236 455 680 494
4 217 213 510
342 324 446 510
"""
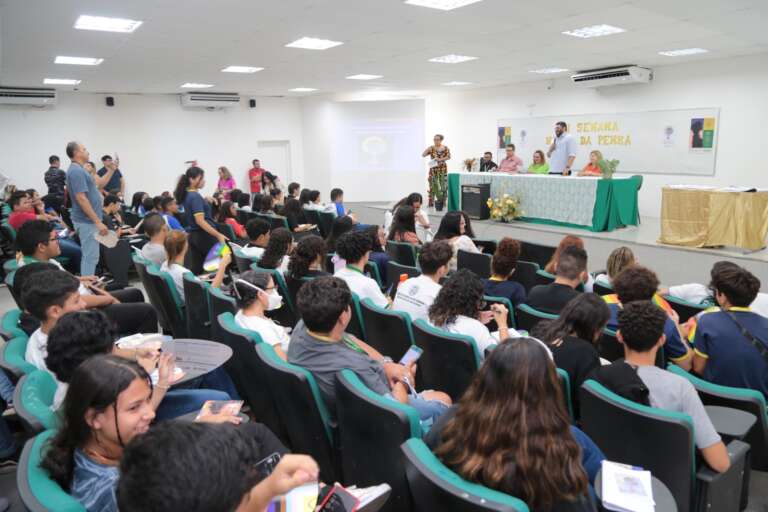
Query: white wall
0 92 305 198
424 54 768 217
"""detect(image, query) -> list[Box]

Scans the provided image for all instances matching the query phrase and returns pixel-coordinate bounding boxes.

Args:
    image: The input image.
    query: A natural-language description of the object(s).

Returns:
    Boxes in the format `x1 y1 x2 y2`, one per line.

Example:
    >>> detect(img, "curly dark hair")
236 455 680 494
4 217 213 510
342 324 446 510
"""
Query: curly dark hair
335 230 372 264
429 269 484 326
491 237 521 277
617 301 667 352
45 310 117 383
297 276 352 332
21 269 80 322
288 235 326 279
612 265 658 304
710 261 760 307
325 216 354 252
258 228 292 270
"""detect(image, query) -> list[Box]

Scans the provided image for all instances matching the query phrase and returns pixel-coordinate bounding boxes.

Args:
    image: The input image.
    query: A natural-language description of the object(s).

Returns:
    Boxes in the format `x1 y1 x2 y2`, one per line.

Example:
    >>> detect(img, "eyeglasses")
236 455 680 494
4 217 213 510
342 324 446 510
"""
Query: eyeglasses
47 237 59 243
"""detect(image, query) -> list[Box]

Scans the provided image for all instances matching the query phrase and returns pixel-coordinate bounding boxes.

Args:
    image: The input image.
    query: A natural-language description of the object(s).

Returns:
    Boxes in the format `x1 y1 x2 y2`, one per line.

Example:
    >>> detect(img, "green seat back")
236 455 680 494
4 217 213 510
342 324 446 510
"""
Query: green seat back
3 259 18 273
364 261 383 288
556 368 574 422
359 298 413 360
219 312 265 344
482 295 516 330
3 337 36 376
2 309 26 339
514 304 558 334
16 370 58 433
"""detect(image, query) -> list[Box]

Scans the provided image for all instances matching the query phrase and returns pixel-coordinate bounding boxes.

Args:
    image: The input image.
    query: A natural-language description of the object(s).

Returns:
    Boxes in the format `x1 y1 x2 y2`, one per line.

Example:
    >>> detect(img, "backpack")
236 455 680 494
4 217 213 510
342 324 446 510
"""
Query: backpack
592 360 651 406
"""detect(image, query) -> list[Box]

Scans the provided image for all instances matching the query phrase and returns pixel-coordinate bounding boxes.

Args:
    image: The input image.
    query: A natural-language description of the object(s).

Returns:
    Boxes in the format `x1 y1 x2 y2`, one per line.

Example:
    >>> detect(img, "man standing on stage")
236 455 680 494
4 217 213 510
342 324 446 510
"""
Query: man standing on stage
547 121 577 176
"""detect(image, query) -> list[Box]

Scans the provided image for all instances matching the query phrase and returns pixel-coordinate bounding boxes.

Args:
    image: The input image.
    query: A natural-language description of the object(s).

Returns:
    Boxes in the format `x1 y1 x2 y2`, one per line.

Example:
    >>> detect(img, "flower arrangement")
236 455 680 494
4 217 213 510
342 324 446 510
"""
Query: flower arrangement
597 158 620 179
486 194 522 223
463 158 477 172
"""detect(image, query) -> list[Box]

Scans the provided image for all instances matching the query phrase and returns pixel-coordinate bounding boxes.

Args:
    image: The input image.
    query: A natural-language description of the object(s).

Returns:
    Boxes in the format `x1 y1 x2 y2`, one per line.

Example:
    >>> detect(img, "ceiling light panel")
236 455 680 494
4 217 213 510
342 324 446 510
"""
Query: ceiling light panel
44 78 81 85
289 87 318 92
658 48 709 57
529 67 569 74
181 83 214 88
221 66 264 73
562 24 625 39
443 81 472 86
429 54 477 64
405 0 483 11
74 15 143 33
285 37 343 50
55 56 104 66
346 74 383 80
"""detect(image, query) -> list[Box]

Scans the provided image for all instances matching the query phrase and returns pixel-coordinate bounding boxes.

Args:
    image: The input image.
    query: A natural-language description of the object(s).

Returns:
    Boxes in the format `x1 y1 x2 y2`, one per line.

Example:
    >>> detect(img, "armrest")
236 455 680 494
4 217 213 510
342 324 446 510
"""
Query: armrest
0 352 23 382
695 440 750 512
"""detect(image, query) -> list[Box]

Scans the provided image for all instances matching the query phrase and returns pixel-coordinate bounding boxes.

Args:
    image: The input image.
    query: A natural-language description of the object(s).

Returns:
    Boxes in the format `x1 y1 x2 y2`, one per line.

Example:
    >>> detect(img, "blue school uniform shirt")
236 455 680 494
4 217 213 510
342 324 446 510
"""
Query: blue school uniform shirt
692 307 768 398
483 278 526 307
182 191 215 232
71 449 119 512
163 213 184 231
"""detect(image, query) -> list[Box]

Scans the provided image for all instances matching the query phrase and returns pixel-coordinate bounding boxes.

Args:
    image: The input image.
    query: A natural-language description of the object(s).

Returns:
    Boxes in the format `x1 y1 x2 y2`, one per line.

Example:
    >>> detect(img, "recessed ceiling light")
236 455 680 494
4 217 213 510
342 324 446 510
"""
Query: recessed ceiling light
443 81 472 86
55 56 104 66
658 48 709 57
405 0 483 11
346 74 383 80
529 67 569 74
562 24 625 39
429 54 477 64
289 87 318 92
74 15 143 33
44 78 81 85
285 37 343 50
221 66 264 73
181 83 214 89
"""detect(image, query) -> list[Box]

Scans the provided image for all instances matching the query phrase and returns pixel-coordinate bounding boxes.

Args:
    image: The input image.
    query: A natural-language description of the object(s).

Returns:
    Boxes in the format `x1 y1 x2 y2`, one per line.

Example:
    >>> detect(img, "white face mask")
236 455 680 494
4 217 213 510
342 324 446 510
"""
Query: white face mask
236 279 283 311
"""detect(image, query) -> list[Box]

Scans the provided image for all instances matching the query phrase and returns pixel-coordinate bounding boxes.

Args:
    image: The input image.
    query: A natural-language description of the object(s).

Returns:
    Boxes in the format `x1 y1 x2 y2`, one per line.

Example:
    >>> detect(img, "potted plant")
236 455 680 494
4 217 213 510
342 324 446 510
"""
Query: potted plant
597 158 620 179
430 172 447 211
463 158 477 172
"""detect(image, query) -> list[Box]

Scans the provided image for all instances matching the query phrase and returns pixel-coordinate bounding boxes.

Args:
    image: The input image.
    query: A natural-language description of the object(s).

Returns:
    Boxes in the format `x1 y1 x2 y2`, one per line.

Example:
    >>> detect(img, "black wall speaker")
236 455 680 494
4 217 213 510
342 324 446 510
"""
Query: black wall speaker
105 96 115 107
461 183 490 220
249 99 256 108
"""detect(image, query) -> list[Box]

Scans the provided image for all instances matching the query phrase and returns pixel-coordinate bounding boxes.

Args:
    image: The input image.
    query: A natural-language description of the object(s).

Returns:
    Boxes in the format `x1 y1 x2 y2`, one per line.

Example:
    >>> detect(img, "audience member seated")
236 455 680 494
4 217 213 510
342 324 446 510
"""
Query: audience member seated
257 227 292 274
302 190 324 211
597 302 730 472
392 240 452 323
387 204 421 245
270 188 284 212
434 211 479 272
159 196 184 231
217 200 246 239
544 234 585 274
233 270 291 359
364 225 391 284
140 196 158 218
605 265 692 370
592 246 635 291
525 245 586 314
536 294 610 417
426 338 604 511
8 190 57 230
326 216 355 271
286 235 330 280
101 195 134 237
287 277 451 423
17 220 158 335
385 193 430 240
12 262 58 336
117 422 316 512
690 263 768 398
258 194 274 215
326 187 349 218
429 269 516 354
483 237 526 307
241 218 271 258
130 192 148 216
161 230 229 299
660 260 768 318
139 214 168 266
281 198 314 233
334 230 389 308
287 182 300 200
234 190 252 212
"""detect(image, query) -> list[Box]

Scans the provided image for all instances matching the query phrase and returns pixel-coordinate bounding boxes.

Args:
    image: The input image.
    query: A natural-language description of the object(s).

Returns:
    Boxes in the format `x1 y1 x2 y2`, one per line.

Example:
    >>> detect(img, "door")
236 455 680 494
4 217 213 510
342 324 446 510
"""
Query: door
257 140 292 184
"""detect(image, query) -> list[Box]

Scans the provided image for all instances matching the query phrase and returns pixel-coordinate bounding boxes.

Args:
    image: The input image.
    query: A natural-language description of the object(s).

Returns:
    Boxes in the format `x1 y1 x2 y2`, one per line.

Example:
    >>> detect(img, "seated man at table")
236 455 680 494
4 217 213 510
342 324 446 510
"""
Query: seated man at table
596 301 729 473
691 263 768 398
524 245 585 314
478 151 497 172
604 265 693 370
287 276 451 424
497 144 523 174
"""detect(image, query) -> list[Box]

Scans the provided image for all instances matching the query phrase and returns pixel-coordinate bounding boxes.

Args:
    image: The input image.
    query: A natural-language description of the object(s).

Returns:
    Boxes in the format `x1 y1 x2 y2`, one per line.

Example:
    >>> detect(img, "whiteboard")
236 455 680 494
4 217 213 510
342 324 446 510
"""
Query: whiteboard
497 108 719 176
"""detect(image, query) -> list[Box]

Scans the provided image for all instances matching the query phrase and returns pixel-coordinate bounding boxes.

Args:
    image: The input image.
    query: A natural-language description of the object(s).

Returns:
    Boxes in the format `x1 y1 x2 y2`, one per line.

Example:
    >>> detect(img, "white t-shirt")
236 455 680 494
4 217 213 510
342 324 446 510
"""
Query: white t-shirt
160 261 190 300
25 328 49 371
392 275 441 323
448 235 479 272
18 257 91 296
668 283 768 318
240 245 265 259
441 315 520 356
278 256 290 275
335 267 389 308
234 310 290 352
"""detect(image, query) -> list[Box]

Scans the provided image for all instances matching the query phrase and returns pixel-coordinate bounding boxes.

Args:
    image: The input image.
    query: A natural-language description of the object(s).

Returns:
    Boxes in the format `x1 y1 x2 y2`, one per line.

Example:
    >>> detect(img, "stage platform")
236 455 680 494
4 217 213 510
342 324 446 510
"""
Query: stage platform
350 202 768 291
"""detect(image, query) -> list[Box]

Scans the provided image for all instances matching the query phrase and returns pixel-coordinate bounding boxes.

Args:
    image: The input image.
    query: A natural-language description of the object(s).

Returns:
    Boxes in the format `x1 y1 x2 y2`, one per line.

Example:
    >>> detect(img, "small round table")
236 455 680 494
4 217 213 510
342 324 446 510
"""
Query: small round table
161 338 233 386
595 468 677 512
704 405 757 442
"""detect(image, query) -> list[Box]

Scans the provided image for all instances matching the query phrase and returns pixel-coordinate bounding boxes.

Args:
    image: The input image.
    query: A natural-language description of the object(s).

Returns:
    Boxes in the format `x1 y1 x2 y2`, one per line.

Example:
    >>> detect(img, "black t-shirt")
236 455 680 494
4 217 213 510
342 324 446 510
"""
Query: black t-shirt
525 283 580 314
550 336 600 418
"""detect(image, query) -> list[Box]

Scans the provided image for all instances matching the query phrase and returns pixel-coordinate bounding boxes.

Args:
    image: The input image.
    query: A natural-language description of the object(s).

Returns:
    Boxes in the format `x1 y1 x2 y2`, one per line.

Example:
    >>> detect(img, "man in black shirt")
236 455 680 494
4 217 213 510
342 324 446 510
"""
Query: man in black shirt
44 155 66 199
525 245 586 314
479 151 498 172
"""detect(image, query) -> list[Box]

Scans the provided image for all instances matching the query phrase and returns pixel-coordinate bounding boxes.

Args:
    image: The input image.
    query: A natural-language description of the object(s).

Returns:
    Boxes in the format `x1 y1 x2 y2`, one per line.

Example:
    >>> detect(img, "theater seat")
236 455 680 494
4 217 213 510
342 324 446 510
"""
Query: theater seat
580 379 749 512
251 263 298 328
233 248 259 274
509 260 539 294
335 369 422 511
386 261 420 297
0 336 35 381
359 298 413 360
401 438 528 512
514 304 557 334
14 370 57 434
346 292 366 341
149 266 187 337
592 281 613 296
17 430 87 512
412 319 480 402
1 308 26 340
182 274 212 340
664 295 708 323
207 287 237 342
457 250 492 279
557 368 574 423
386 241 418 267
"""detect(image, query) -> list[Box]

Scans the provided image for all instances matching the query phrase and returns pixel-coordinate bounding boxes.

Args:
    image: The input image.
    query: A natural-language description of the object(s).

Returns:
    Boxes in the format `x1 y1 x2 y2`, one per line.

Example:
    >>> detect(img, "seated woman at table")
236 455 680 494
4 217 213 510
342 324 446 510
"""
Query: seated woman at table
528 150 550 175
233 270 291 360
388 205 422 245
434 211 480 272
578 150 604 177
161 231 230 300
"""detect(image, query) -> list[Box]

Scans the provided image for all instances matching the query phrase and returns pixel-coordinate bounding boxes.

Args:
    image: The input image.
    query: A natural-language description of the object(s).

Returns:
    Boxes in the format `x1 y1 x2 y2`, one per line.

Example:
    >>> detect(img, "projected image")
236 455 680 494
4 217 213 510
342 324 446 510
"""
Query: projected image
360 135 389 166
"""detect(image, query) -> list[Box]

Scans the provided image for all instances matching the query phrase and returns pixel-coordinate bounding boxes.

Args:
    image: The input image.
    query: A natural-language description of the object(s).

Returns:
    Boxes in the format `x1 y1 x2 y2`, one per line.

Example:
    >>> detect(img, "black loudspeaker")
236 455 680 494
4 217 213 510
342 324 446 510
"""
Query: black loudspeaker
249 99 256 108
461 183 490 220
105 96 115 107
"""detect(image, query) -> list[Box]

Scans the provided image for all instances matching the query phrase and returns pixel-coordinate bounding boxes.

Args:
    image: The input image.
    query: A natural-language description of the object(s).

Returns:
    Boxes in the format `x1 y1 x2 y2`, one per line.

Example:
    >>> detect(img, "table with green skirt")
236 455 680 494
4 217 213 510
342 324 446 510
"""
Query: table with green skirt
447 172 641 232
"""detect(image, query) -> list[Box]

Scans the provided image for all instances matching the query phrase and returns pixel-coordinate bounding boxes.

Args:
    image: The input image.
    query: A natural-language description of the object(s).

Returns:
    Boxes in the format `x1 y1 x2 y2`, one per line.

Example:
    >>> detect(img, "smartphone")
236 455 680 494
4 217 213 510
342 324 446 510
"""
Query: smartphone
255 452 282 479
399 345 423 366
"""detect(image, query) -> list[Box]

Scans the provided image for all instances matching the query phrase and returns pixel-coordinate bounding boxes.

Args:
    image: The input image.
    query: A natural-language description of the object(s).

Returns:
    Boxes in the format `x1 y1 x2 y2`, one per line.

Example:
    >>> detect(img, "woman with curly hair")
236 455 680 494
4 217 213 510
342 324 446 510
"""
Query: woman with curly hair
426 338 604 511
285 235 330 305
428 269 516 355
258 227 293 274
484 237 526 307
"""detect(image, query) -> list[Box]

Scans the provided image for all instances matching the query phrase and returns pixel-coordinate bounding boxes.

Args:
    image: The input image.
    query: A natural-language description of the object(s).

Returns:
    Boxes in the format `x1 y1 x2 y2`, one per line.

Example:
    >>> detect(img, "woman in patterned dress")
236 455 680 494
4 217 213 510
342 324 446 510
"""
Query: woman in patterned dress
422 134 451 206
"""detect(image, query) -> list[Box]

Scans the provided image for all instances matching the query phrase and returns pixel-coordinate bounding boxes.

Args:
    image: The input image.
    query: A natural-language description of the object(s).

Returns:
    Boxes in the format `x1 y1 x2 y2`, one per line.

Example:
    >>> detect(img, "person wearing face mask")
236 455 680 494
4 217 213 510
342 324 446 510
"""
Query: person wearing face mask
233 271 291 360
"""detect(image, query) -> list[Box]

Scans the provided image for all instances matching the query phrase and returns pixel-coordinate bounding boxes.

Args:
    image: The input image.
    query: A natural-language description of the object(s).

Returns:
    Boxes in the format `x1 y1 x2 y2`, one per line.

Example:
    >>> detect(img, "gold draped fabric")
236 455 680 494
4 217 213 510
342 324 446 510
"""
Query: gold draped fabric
659 187 768 251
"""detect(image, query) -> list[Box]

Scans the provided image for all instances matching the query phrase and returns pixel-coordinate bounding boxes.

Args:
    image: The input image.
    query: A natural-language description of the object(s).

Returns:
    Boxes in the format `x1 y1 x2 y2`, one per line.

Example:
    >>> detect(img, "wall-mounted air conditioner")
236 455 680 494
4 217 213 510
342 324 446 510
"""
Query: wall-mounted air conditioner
0 87 57 106
571 66 653 88
181 92 241 108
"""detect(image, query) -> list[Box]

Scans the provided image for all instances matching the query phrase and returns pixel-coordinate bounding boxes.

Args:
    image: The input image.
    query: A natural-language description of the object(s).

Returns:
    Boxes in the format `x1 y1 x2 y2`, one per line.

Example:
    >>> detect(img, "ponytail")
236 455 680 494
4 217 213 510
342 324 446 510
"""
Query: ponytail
174 166 205 204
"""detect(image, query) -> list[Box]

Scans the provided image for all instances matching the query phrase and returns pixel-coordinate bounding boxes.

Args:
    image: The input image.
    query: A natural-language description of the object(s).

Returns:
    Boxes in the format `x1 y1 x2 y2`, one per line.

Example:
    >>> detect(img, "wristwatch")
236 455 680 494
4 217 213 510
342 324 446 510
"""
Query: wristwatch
382 356 394 364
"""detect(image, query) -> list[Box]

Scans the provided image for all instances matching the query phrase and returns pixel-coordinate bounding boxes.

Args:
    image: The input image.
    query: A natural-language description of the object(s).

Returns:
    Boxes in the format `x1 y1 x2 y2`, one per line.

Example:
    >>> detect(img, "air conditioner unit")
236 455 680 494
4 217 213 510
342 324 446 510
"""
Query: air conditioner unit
181 92 240 108
0 87 57 106
571 66 652 88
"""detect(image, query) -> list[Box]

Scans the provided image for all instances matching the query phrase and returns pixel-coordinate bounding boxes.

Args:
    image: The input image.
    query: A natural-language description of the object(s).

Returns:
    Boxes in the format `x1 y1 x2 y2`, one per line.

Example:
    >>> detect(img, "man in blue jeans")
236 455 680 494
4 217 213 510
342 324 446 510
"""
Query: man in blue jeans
64 141 119 276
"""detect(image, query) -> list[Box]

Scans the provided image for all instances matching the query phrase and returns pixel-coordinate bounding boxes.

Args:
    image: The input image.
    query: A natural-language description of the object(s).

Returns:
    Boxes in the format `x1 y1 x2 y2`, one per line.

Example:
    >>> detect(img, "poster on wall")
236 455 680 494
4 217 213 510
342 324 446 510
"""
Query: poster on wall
497 108 719 176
